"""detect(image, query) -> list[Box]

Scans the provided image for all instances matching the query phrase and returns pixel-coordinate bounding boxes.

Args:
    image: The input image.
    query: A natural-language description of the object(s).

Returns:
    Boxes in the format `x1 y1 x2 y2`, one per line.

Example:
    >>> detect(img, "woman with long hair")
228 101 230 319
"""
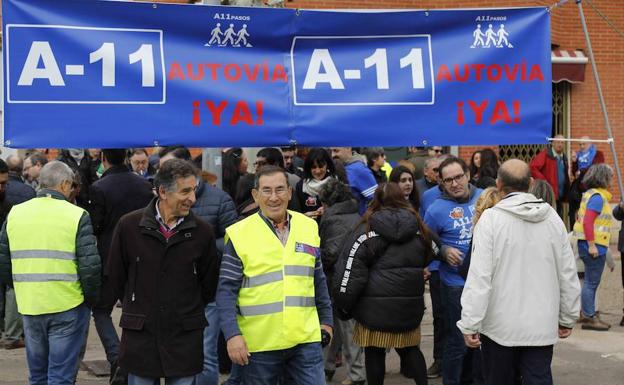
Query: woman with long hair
389 166 420 212
469 150 481 182
469 149 498 189
294 148 336 219
222 148 248 200
334 183 433 385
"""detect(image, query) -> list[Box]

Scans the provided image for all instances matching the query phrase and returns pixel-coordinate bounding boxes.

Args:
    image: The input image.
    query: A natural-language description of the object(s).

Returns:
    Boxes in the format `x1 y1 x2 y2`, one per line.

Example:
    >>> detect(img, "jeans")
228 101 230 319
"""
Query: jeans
23 303 90 385
93 307 120 364
128 373 195 385
242 342 325 385
3 287 23 342
579 249 606 317
196 302 220 385
480 335 552 385
441 284 471 385
430 271 445 362
225 363 242 385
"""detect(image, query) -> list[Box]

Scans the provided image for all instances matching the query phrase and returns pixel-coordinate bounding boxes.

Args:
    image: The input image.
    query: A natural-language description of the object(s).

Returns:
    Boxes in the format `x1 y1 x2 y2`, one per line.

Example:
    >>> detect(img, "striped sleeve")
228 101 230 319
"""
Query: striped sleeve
216 240 244 340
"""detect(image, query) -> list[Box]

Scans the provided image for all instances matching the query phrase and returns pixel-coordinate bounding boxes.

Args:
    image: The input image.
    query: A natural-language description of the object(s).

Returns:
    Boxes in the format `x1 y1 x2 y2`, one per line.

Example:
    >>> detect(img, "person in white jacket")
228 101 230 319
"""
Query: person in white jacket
457 159 580 385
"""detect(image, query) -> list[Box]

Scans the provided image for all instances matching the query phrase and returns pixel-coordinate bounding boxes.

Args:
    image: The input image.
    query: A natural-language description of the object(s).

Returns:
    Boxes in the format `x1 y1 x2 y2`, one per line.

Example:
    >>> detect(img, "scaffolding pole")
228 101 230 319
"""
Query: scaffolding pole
576 0 624 199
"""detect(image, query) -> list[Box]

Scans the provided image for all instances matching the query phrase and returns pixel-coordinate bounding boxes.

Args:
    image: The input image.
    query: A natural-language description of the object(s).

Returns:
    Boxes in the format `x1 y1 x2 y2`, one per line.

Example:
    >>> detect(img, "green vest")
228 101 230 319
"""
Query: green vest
7 195 86 315
226 211 321 352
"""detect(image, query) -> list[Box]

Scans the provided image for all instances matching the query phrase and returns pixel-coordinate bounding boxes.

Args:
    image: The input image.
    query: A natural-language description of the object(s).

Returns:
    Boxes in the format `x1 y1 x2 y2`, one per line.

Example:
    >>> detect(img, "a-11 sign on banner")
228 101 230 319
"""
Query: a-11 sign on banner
2 0 552 148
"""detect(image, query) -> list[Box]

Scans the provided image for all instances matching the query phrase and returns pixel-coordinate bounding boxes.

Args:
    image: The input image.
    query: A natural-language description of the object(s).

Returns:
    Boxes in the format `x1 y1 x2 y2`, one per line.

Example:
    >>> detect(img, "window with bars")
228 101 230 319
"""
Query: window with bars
499 82 570 162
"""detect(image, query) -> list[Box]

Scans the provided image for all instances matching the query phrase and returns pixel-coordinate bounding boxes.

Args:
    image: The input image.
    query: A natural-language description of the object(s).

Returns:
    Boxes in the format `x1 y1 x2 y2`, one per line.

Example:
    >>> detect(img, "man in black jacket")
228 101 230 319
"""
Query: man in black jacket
612 202 624 327
88 149 154 378
103 159 219 384
5 155 36 206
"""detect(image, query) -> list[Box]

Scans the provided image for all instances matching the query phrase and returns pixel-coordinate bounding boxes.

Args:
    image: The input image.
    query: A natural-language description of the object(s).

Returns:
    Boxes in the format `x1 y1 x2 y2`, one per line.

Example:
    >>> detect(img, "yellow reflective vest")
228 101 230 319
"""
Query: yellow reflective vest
573 188 613 247
7 195 85 315
226 211 321 352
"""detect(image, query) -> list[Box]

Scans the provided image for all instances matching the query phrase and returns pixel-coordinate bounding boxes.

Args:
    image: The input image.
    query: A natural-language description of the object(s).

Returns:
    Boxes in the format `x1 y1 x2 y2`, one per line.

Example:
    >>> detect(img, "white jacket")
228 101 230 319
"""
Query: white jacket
457 192 581 347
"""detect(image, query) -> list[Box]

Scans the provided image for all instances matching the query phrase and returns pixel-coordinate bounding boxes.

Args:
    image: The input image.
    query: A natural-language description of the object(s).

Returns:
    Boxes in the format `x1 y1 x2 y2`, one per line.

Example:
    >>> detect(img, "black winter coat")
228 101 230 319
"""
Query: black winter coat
103 198 219 378
57 150 100 209
5 175 36 205
333 208 431 333
88 165 154 269
612 204 624 253
191 181 238 252
319 199 360 279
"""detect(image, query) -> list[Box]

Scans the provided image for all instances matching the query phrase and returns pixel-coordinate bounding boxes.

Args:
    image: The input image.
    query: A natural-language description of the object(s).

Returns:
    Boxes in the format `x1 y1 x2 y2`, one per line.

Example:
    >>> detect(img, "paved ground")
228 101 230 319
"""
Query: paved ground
1 249 624 385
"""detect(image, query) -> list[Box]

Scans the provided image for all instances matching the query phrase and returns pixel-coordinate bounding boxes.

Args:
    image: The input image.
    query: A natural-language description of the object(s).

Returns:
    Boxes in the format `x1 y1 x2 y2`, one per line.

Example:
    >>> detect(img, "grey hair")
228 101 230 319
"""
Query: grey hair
39 161 75 189
529 179 556 208
424 156 440 170
582 163 614 189
254 165 289 189
154 158 199 193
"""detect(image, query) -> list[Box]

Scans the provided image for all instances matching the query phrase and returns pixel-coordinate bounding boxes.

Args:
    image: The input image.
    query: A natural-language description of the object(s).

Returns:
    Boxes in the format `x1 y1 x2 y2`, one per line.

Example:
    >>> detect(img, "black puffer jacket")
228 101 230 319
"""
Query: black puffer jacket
333 208 431 332
319 199 360 279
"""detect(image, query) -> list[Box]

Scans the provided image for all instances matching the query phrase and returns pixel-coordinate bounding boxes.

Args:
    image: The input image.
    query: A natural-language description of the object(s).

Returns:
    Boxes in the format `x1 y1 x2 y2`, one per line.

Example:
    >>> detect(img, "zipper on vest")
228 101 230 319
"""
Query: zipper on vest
193 261 197 275
132 256 139 302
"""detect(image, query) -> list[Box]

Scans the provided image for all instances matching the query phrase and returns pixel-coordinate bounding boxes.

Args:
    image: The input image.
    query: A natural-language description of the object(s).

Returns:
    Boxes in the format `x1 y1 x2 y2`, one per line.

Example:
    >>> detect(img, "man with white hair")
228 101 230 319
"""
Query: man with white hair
0 161 101 385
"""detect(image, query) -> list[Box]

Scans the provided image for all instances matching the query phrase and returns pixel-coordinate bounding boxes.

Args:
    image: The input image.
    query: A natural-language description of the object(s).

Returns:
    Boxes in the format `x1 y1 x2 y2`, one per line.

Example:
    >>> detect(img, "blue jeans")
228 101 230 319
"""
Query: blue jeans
242 342 325 385
195 302 219 385
441 284 469 385
580 249 606 317
23 303 90 385
93 307 120 364
225 364 242 385
128 373 195 385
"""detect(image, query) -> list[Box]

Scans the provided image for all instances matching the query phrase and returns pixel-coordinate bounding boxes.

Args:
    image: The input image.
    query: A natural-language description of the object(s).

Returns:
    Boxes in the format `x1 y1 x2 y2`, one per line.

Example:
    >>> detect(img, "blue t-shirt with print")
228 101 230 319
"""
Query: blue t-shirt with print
424 188 483 287
578 193 608 256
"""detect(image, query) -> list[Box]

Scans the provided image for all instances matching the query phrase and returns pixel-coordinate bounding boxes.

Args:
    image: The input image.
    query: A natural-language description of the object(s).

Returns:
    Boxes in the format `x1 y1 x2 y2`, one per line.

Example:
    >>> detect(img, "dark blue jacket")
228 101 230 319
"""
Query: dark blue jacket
6 175 36 206
191 181 237 252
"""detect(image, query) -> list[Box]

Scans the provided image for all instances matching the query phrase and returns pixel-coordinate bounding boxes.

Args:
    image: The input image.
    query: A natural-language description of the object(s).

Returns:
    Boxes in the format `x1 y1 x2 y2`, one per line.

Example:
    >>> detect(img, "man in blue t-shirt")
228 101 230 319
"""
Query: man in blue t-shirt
424 156 482 385
331 147 378 214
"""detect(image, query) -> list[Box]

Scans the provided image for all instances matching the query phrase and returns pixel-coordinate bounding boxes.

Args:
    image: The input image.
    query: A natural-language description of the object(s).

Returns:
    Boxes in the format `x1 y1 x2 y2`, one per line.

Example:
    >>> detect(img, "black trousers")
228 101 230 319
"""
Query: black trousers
480 335 553 385
365 346 428 385
429 271 445 362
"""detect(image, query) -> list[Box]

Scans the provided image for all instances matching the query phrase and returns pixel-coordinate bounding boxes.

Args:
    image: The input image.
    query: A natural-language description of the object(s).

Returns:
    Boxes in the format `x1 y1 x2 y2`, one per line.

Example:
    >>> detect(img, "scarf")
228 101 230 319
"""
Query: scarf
577 144 596 170
302 177 332 197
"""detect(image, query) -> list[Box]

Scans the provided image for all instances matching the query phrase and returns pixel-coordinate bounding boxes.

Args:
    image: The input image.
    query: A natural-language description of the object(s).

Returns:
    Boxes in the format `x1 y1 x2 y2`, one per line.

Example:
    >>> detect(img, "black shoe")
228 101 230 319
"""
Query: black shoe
427 360 441 379
620 315 624 327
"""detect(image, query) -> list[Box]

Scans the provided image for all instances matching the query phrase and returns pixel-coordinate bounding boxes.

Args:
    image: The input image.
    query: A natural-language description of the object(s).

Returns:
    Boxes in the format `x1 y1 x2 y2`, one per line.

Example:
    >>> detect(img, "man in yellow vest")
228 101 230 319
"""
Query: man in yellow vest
0 161 101 385
217 165 333 385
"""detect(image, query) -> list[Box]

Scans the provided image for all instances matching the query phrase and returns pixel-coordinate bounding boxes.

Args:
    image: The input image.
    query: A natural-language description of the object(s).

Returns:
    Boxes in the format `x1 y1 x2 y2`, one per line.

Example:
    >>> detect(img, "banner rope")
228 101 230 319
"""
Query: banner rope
585 0 624 40
548 0 570 12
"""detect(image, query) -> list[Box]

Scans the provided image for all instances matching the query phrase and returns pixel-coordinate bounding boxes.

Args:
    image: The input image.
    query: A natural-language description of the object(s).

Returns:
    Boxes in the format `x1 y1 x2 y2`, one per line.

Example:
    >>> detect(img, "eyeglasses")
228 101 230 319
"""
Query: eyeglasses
433 149 443 154
258 187 288 197
441 173 466 186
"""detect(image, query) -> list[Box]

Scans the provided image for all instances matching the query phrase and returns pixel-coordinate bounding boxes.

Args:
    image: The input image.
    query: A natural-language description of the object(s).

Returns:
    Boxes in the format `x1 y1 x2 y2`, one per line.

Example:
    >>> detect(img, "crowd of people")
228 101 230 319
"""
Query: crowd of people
0 142 620 385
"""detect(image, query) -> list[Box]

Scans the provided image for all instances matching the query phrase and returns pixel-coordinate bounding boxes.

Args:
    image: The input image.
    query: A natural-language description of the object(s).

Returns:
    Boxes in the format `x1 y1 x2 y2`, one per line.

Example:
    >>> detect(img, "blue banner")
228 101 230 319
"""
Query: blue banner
2 0 552 148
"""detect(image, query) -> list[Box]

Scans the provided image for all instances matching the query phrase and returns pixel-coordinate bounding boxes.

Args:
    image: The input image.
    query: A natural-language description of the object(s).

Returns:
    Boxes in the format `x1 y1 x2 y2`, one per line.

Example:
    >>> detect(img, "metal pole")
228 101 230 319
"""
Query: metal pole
201 0 222 187
576 0 624 198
